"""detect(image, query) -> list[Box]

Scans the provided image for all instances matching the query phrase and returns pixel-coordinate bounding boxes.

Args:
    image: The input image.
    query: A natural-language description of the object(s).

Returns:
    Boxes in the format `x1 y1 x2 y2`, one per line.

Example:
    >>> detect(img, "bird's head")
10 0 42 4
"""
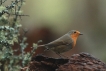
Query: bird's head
68 30 83 47
68 30 83 37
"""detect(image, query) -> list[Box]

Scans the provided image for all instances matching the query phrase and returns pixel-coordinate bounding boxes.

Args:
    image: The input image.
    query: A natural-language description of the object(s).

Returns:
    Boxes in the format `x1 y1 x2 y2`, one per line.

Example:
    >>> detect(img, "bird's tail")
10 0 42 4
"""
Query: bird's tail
37 45 45 47
37 44 49 51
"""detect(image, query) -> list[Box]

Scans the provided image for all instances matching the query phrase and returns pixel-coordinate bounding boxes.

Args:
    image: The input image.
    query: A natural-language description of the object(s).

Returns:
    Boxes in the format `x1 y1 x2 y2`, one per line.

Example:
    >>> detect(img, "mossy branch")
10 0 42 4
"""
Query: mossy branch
0 0 37 71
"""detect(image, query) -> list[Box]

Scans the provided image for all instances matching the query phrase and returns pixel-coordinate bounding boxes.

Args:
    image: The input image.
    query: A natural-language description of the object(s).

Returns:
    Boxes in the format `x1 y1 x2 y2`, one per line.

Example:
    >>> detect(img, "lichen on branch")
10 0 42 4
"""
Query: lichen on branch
0 0 36 71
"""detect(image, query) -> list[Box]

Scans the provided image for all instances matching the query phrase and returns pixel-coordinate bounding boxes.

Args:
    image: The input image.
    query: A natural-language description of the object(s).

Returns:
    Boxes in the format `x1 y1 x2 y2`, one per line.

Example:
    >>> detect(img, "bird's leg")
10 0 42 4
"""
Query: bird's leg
55 52 68 59
60 53 70 59
55 52 64 58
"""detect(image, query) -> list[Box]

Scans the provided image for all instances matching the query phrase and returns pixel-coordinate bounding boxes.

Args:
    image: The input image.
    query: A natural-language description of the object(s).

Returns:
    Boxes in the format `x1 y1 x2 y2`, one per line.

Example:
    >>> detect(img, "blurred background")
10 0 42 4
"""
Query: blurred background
6 0 106 62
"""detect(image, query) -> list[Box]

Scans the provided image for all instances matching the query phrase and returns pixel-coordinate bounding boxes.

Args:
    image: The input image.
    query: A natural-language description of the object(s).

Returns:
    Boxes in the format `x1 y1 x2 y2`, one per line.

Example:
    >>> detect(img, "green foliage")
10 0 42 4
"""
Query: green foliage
0 0 37 71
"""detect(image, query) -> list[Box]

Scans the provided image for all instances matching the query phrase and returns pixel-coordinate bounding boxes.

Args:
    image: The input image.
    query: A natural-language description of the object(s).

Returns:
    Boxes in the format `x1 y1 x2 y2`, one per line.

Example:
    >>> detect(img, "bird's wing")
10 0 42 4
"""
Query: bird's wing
45 34 73 48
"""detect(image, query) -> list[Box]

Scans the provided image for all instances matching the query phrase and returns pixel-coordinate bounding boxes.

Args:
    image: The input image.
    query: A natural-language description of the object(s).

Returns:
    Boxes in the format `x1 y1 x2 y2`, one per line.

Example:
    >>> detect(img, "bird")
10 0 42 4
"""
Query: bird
38 30 83 57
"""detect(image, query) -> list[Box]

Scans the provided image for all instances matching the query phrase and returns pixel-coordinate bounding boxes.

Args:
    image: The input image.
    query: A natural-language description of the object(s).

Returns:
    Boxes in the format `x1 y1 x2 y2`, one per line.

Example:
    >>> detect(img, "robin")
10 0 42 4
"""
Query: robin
38 30 83 56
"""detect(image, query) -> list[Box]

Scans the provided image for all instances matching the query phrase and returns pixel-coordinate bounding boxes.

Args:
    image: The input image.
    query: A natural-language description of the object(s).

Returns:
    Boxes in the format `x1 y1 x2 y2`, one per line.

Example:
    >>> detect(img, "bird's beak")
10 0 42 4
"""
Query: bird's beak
79 33 83 35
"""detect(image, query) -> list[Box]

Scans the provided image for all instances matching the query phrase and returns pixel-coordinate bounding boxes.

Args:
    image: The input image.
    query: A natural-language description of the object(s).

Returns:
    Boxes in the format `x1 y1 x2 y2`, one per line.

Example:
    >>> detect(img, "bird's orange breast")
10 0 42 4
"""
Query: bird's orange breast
70 34 79 47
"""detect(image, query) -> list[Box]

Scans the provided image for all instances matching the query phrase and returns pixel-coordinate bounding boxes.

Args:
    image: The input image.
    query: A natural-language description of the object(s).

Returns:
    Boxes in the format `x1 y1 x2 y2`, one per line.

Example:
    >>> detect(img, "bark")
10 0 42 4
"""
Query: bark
21 52 106 71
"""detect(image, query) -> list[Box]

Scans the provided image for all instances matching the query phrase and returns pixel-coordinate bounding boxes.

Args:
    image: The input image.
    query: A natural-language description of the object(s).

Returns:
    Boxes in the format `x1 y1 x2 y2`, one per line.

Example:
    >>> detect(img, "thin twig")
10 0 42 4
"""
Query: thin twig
20 28 29 67
0 0 2 5
2 0 7 3
0 0 20 16
12 0 24 27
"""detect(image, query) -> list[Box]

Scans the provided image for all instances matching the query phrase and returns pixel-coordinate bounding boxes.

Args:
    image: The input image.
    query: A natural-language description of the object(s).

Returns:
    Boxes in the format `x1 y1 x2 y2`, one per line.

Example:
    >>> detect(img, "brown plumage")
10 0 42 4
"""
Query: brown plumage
38 30 83 54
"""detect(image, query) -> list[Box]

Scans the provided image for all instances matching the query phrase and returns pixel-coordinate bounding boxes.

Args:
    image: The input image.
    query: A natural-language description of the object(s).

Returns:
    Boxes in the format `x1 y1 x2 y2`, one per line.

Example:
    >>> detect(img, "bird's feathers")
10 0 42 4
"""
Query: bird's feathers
44 34 73 53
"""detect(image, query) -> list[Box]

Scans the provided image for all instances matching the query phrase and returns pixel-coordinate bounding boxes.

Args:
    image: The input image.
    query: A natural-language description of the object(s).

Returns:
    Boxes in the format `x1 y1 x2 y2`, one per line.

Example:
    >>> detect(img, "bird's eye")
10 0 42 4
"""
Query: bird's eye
73 31 76 33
